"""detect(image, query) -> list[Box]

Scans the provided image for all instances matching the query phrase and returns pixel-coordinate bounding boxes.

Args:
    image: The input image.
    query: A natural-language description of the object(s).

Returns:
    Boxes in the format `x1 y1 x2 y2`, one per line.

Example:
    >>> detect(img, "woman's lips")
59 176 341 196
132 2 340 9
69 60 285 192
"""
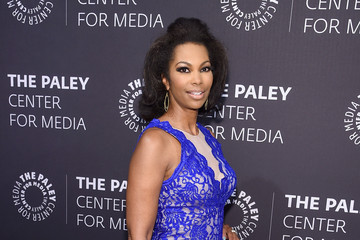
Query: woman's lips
187 90 205 99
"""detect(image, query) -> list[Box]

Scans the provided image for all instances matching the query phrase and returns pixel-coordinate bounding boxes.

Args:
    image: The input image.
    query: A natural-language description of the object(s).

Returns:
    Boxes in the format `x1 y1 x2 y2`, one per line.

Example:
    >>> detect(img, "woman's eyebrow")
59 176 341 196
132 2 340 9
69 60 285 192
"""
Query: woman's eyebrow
175 60 211 67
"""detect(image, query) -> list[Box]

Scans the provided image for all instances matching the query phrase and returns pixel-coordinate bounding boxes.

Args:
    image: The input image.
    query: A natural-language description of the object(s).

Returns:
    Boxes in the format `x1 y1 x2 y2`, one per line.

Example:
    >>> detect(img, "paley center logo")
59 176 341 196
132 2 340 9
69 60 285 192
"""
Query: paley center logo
12 172 56 221
225 189 260 239
344 94 360 146
7 0 54 25
220 0 279 31
118 78 147 133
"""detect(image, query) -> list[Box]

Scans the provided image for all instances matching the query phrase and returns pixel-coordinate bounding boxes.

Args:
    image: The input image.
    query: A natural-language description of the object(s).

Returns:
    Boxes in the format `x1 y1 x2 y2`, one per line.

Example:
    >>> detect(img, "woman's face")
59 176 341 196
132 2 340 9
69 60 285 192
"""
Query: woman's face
162 42 213 113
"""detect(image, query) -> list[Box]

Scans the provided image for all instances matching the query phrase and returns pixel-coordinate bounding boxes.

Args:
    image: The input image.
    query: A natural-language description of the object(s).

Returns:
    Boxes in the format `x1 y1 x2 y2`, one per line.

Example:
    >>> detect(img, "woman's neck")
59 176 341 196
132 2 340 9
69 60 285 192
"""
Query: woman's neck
159 107 199 135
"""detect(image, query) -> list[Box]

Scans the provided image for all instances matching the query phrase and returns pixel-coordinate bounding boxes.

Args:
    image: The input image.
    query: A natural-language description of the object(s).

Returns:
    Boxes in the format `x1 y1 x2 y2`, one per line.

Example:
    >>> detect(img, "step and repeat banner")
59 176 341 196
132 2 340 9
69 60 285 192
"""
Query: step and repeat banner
1 0 359 239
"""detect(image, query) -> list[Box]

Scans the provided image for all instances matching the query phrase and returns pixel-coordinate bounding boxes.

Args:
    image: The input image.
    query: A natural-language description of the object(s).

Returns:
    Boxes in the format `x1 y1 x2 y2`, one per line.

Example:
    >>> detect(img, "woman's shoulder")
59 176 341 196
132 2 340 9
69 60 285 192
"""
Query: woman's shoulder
139 126 172 148
141 118 180 140
134 122 180 172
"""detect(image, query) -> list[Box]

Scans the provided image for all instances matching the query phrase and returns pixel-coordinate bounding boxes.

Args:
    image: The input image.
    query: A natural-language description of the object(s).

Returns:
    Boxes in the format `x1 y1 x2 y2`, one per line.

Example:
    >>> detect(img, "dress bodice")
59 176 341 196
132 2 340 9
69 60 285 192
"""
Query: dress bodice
139 119 237 240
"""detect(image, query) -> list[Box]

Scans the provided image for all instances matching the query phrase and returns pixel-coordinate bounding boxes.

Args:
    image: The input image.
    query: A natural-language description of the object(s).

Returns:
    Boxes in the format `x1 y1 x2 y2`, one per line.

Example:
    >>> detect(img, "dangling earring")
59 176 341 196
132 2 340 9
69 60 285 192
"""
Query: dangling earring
164 92 169 112
204 99 208 111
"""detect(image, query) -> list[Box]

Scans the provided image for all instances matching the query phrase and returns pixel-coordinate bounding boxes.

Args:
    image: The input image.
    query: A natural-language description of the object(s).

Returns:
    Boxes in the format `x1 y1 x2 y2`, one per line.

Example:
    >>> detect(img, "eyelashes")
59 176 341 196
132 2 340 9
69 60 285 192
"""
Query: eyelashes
176 67 190 73
176 66 213 73
201 66 214 72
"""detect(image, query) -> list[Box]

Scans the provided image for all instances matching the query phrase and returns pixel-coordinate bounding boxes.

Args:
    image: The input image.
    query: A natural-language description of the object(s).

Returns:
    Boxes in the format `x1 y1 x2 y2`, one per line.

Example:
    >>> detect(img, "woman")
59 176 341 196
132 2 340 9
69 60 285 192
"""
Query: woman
126 18 238 240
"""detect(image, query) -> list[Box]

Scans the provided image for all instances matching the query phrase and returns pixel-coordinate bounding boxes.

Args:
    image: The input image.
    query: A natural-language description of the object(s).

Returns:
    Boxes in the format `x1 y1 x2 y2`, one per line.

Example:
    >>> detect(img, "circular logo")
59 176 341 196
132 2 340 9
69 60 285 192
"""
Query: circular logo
12 172 56 221
118 78 147 133
344 95 360 146
219 0 279 31
7 0 54 26
225 189 259 238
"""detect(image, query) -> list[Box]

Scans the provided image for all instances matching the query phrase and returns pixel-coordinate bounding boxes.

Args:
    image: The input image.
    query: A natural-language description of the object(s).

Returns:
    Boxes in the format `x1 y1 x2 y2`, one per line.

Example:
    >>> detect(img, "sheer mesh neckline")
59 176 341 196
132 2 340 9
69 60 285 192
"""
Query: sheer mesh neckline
170 124 225 184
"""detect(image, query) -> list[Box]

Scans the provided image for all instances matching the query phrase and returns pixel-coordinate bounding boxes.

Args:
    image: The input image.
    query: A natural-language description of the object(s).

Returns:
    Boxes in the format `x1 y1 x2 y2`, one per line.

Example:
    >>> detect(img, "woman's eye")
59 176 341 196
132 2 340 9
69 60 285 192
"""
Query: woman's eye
176 67 190 73
201 66 212 72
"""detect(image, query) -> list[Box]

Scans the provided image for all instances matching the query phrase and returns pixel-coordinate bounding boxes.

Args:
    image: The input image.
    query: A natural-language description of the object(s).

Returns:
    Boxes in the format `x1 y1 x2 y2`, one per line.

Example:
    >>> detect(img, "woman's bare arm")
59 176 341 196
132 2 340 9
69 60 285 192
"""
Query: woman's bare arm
126 128 178 240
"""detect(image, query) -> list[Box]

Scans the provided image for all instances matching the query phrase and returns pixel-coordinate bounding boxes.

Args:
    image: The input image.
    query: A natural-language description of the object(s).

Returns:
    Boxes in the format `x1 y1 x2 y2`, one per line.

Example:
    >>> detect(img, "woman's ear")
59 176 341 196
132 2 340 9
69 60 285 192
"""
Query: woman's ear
161 74 170 91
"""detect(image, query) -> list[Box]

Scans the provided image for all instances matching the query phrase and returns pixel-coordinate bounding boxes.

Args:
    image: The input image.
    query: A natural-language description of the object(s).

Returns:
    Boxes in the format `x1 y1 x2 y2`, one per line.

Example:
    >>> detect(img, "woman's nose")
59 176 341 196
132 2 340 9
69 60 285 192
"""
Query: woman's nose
191 72 202 85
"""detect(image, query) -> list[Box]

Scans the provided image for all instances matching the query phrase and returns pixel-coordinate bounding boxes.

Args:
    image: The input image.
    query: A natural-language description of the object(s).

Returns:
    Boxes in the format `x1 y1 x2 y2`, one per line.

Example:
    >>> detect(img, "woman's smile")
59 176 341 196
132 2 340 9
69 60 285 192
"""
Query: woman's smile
186 90 205 99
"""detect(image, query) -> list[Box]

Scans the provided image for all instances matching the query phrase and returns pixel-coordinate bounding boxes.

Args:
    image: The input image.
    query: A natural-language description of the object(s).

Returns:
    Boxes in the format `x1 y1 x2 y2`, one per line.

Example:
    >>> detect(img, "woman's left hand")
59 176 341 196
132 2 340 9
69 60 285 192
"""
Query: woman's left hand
222 224 239 240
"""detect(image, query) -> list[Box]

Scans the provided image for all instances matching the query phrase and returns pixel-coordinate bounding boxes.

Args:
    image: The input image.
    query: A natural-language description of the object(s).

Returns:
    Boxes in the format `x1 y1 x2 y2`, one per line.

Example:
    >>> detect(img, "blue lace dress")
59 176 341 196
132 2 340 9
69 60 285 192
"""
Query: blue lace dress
139 119 237 240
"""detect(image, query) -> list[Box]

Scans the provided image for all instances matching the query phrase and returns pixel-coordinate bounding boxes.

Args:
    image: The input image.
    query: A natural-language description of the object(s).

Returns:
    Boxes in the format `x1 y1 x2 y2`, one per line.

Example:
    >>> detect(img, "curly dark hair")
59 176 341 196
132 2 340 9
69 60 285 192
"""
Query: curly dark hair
139 17 228 121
